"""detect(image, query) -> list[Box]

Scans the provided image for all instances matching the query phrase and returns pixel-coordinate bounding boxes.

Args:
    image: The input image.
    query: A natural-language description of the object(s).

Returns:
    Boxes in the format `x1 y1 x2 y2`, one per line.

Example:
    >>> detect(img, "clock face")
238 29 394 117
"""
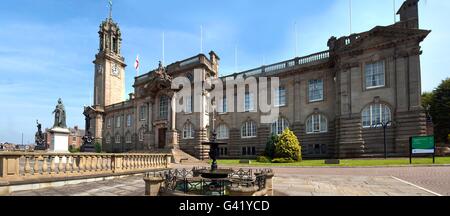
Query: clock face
111 63 119 77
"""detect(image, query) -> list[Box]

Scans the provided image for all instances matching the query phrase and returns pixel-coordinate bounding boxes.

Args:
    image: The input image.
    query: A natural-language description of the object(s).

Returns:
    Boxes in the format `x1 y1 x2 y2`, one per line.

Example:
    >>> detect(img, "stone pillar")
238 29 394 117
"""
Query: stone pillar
49 127 70 153
148 102 153 132
143 176 164 196
167 96 178 149
0 155 20 179
265 173 274 196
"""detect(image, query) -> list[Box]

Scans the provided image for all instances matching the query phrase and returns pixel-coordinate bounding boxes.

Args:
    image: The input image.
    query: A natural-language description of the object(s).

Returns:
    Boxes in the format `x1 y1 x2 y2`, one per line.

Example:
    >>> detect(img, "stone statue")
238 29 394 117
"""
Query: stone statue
81 106 96 152
52 98 67 128
34 120 47 150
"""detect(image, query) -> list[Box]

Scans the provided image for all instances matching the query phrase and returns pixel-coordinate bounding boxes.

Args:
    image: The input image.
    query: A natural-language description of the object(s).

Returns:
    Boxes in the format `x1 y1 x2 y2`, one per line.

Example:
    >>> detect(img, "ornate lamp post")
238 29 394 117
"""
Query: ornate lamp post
373 120 398 159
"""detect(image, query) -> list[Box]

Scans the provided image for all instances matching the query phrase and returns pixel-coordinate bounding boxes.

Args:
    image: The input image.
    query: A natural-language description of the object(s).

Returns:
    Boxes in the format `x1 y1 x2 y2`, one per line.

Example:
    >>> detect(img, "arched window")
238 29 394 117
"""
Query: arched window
362 103 392 128
183 122 195 139
159 96 169 119
241 120 257 138
105 135 111 144
217 124 229 140
139 129 144 142
271 117 289 135
125 132 132 143
306 114 328 134
115 134 121 144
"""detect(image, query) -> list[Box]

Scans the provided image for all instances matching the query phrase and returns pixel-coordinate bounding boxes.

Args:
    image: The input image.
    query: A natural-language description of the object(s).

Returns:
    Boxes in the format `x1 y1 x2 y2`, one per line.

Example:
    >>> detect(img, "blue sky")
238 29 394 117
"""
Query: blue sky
0 0 449 144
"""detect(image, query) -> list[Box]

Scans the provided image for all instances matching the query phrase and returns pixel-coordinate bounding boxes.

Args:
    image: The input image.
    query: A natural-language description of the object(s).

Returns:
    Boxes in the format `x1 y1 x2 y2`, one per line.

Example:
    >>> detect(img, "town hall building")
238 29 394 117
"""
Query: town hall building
88 0 430 159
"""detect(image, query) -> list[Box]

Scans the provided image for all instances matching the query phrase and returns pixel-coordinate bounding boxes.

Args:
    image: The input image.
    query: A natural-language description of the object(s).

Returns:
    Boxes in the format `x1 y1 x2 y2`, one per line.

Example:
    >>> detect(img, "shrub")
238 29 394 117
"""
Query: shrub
256 156 272 163
271 158 296 163
274 128 302 162
69 146 80 153
264 134 278 158
94 142 102 153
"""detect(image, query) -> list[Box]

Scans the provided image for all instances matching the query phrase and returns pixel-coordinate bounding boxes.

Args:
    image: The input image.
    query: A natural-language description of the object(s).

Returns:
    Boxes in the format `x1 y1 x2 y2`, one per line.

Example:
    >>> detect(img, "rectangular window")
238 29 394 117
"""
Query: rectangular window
365 61 385 89
115 116 122 128
126 114 132 127
220 147 228 156
185 96 192 113
107 118 112 128
242 147 247 156
220 96 228 113
160 97 169 119
245 93 254 112
139 106 147 121
309 79 324 102
274 87 286 107
72 137 77 142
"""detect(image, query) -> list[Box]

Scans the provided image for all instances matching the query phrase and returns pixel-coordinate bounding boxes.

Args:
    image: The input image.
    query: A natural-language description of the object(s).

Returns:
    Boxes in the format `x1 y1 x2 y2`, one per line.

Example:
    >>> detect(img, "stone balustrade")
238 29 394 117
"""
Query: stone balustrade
0 152 171 182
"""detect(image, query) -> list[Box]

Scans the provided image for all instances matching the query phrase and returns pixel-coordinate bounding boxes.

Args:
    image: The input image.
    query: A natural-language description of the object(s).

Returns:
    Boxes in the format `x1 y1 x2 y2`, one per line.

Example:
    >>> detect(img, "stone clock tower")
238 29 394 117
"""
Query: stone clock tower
94 18 126 107
89 16 127 144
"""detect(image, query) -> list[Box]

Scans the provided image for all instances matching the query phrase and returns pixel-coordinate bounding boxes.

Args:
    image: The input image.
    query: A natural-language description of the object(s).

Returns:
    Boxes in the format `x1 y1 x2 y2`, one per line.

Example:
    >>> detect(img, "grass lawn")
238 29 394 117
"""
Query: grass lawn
215 157 450 167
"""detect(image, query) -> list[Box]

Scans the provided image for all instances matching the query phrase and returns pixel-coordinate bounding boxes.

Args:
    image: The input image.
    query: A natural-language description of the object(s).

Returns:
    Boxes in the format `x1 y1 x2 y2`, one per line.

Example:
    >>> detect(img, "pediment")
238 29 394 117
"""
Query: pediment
342 26 430 51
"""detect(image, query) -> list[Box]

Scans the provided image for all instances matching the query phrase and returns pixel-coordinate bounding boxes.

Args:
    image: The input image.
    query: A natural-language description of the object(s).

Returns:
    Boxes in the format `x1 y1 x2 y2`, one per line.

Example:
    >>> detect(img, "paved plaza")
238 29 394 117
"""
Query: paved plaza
8 165 449 196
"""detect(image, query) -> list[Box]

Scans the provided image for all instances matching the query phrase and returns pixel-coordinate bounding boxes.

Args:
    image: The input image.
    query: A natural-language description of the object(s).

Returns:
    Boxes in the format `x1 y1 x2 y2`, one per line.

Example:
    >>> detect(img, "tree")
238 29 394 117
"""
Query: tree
429 78 450 144
264 134 278 158
421 92 433 109
274 128 302 161
94 142 102 153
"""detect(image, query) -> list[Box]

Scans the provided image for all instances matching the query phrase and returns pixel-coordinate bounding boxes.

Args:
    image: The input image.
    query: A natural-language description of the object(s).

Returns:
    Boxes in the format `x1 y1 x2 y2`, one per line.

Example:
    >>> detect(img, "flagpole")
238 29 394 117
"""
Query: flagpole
295 21 298 57
234 45 238 72
200 25 203 53
162 32 165 66
349 0 352 35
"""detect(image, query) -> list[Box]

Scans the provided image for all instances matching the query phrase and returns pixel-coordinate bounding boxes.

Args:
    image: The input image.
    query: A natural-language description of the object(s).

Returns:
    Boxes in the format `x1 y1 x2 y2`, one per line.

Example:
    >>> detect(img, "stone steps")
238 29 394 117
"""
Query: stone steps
171 148 201 164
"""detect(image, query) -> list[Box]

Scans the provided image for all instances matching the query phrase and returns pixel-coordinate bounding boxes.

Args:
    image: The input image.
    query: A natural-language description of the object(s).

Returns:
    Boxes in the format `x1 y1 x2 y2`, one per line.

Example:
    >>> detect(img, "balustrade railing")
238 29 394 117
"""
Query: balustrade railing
0 152 171 181
228 50 330 78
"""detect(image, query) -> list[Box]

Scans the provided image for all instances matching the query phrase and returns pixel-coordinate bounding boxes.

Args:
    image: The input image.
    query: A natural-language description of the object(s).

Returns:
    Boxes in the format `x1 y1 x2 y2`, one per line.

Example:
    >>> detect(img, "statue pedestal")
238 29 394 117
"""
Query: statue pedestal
49 127 70 153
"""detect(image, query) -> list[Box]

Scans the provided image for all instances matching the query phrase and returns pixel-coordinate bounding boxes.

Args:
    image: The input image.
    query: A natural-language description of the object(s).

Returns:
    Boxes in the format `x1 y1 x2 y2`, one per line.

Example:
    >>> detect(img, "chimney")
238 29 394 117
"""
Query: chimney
397 0 419 29
129 93 135 100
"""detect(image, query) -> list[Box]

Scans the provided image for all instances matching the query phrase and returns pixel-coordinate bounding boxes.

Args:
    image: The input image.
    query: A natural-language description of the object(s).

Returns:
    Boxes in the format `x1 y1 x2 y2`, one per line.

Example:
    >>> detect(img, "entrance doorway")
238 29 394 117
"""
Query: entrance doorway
158 128 167 149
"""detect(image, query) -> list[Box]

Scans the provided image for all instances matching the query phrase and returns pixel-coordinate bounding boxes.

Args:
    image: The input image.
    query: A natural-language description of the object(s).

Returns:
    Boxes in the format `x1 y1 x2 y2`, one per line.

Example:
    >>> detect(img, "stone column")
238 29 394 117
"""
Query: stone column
167 95 179 149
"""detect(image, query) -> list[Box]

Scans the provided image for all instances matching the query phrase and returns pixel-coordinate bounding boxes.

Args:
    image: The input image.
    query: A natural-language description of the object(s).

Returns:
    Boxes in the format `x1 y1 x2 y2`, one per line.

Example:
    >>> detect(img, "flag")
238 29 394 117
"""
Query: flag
134 55 140 71
109 0 113 7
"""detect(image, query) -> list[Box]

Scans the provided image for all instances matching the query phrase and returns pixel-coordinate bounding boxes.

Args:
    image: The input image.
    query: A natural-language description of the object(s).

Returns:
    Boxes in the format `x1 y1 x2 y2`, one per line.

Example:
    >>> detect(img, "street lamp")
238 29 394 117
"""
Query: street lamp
373 120 398 159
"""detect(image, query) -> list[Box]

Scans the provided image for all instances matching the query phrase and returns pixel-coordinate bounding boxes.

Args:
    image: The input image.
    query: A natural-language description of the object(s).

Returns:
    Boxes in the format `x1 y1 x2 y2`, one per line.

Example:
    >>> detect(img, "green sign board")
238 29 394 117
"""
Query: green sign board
411 136 435 154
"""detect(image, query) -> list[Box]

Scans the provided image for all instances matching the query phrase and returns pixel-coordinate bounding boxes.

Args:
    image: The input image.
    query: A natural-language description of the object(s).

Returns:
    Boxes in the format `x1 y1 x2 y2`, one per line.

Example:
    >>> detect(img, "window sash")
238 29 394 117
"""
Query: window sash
245 93 254 112
274 87 286 107
365 61 385 88
306 114 327 134
116 116 121 128
217 125 229 140
362 104 392 128
271 118 289 135
183 123 194 139
139 106 146 121
220 96 228 113
126 115 132 127
160 97 169 119
185 97 192 113
242 121 256 138
309 80 324 102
